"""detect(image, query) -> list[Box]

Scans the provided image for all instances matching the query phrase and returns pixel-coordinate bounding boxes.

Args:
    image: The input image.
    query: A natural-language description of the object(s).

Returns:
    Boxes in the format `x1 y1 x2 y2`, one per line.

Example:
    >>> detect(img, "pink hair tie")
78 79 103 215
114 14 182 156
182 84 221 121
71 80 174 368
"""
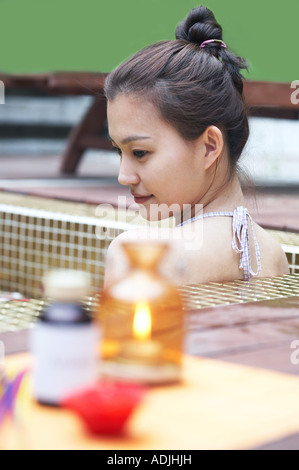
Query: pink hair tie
200 39 227 48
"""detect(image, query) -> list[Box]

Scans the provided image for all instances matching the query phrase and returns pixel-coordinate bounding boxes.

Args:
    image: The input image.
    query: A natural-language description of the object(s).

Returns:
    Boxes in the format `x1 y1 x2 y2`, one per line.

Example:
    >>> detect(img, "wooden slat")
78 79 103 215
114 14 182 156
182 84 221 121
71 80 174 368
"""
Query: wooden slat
47 72 107 96
0 72 107 95
1 73 297 110
0 73 49 90
185 295 299 375
243 80 299 110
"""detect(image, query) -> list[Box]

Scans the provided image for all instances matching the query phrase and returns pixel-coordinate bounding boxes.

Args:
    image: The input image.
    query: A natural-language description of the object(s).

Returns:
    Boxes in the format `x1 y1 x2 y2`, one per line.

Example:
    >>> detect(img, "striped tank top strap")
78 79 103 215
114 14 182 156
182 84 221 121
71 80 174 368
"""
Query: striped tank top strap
231 206 261 280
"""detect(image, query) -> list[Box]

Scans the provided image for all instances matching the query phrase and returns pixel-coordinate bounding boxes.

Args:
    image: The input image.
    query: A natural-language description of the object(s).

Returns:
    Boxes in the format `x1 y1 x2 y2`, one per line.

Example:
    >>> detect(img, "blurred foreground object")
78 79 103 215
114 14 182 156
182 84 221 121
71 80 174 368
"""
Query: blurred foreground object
96 242 184 384
30 269 100 405
0 366 28 449
61 380 146 435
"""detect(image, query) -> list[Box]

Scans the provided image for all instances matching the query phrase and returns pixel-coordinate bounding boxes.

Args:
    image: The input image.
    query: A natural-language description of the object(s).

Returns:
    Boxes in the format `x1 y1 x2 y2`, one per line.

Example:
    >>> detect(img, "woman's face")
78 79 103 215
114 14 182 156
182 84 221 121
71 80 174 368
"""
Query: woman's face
107 94 209 221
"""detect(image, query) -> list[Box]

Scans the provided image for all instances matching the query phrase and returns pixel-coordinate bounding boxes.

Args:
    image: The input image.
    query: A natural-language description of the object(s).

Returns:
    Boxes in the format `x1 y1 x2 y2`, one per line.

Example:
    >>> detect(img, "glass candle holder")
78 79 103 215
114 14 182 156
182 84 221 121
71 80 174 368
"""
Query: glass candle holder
95 241 184 384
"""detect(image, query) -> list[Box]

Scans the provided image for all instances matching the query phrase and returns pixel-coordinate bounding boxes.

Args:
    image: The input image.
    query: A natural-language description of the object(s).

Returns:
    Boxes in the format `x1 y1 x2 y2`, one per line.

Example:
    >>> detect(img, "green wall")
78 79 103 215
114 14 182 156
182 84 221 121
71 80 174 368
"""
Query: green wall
0 0 298 82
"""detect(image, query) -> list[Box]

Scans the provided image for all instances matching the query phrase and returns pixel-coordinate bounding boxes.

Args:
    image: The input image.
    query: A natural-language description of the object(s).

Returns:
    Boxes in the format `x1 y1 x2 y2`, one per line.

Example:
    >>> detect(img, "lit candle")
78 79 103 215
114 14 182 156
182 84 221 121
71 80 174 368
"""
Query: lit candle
101 300 182 384
121 302 162 363
133 301 152 341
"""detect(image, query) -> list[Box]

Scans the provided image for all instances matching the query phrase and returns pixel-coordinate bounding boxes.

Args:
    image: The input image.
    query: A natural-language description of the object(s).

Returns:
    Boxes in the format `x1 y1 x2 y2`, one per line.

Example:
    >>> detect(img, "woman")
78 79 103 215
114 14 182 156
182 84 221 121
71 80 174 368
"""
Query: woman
103 5 289 286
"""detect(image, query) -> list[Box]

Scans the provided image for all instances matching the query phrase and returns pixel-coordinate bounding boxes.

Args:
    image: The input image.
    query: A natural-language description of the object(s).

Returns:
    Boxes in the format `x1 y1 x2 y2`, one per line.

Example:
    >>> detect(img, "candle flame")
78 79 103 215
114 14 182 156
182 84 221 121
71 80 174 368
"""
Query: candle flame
133 302 151 341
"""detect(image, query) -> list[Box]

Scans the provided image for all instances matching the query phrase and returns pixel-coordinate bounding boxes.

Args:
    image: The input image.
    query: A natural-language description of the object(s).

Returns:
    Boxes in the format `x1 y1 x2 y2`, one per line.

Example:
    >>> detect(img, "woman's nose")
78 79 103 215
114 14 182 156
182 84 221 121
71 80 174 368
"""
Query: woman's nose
118 156 140 186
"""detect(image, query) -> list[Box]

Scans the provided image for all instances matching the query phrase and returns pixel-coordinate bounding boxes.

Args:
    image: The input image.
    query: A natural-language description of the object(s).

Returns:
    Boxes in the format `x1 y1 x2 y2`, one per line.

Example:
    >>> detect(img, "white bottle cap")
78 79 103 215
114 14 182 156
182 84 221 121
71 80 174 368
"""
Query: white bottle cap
43 269 90 302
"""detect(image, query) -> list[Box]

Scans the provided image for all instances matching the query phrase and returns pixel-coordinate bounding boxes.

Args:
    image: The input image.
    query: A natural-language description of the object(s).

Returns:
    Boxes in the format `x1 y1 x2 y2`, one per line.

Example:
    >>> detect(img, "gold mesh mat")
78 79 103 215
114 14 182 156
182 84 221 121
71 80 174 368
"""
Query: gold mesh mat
0 192 298 298
0 274 299 333
180 273 299 310
0 192 130 298
0 192 171 298
0 299 44 332
0 191 299 333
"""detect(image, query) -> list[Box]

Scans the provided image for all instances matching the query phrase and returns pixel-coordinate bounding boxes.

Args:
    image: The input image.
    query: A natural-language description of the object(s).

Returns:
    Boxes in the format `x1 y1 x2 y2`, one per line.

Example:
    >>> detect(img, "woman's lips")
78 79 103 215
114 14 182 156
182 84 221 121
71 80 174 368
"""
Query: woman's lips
132 194 153 204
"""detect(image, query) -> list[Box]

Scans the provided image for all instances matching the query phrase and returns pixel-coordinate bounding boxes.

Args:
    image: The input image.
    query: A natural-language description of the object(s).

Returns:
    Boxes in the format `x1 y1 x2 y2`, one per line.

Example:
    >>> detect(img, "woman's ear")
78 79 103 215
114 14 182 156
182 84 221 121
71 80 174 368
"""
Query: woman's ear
201 126 224 170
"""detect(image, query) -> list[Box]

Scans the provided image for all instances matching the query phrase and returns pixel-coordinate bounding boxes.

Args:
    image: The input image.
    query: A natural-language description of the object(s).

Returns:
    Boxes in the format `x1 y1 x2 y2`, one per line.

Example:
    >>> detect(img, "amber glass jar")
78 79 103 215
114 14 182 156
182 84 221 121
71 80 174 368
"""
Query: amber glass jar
95 241 184 384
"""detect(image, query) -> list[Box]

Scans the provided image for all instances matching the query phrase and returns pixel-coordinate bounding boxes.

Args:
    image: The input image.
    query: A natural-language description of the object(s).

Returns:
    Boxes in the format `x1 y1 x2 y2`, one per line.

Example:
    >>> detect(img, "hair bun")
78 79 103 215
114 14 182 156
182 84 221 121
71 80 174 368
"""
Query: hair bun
175 6 223 46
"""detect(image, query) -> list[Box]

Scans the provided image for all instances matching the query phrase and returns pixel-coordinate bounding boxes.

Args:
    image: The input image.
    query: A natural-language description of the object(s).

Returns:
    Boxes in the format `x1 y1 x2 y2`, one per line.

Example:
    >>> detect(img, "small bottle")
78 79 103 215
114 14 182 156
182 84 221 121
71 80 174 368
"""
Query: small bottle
30 269 100 406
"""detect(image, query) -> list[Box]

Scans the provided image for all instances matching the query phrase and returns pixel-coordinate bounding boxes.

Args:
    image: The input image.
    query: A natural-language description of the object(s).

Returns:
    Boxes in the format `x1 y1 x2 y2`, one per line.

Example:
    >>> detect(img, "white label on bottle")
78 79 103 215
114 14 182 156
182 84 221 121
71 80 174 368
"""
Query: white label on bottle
30 323 100 404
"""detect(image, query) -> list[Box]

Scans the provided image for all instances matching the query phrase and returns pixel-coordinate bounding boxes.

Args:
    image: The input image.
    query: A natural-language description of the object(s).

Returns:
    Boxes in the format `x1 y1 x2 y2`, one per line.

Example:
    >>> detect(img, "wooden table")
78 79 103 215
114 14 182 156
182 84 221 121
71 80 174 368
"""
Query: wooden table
1 286 299 450
185 295 299 377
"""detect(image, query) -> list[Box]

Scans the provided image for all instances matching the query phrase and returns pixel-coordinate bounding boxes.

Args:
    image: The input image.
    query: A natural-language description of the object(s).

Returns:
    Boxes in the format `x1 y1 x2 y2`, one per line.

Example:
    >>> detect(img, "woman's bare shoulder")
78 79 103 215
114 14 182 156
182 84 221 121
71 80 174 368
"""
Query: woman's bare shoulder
253 223 290 276
104 222 235 286
104 224 203 287
200 216 290 278
103 219 290 288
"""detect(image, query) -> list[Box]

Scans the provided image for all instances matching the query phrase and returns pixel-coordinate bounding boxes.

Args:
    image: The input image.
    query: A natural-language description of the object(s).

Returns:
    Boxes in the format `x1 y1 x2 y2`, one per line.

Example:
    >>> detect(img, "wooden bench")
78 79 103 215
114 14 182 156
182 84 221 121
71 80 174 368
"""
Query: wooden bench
1 72 298 174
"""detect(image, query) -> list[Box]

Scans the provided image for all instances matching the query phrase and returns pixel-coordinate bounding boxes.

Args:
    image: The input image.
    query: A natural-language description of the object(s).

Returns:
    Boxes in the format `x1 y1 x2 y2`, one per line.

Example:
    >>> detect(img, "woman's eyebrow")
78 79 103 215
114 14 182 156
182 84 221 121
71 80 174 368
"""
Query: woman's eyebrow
108 135 151 145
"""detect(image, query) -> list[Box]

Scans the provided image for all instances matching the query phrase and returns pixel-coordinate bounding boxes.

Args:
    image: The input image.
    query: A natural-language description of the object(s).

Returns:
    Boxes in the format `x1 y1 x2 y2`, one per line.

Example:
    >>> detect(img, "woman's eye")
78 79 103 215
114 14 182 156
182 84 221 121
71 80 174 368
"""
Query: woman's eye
133 150 147 159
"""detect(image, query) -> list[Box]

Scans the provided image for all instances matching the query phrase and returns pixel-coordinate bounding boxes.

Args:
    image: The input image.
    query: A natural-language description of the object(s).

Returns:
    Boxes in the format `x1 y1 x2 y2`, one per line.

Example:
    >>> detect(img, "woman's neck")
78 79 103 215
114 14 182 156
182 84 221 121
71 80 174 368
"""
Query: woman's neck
176 173 244 225
202 172 244 213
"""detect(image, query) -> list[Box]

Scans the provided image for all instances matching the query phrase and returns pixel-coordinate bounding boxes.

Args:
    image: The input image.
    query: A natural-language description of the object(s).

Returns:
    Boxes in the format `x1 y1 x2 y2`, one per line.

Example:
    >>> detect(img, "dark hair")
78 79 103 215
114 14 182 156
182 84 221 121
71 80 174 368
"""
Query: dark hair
105 6 249 169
